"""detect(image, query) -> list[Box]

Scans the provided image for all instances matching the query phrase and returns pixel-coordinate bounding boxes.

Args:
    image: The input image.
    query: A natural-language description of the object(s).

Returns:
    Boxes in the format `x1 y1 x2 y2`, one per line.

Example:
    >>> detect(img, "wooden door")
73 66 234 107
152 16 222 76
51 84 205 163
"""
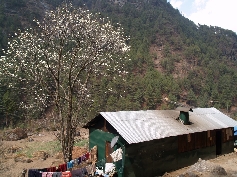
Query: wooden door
105 141 113 163
216 130 222 155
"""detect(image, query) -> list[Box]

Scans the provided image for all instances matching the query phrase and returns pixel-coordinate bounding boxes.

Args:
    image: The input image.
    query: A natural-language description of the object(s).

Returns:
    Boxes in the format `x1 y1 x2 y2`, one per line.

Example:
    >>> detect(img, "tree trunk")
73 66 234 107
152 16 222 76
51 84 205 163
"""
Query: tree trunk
61 91 76 162
61 118 75 162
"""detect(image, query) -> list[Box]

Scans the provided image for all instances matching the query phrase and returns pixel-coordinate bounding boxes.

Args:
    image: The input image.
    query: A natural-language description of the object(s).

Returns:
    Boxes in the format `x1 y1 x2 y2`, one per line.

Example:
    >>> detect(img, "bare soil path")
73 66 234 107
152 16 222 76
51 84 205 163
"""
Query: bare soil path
162 150 237 177
0 130 88 177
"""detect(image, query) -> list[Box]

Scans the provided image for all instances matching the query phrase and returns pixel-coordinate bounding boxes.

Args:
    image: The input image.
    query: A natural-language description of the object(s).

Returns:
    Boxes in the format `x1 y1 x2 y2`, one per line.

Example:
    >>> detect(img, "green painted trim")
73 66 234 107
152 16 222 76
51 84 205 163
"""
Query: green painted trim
89 128 125 177
89 128 116 160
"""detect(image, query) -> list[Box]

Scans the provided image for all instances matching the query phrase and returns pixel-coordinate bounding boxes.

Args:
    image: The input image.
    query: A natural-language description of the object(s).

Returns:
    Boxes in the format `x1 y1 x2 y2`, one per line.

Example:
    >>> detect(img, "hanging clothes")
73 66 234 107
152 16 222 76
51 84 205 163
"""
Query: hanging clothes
58 164 67 172
62 171 72 177
81 155 86 162
28 169 42 177
42 172 47 177
52 172 62 177
47 172 54 177
71 168 83 177
67 161 74 169
47 167 56 172
42 172 54 177
77 157 82 165
95 166 104 176
105 163 115 175
84 152 90 160
28 146 100 177
110 148 123 162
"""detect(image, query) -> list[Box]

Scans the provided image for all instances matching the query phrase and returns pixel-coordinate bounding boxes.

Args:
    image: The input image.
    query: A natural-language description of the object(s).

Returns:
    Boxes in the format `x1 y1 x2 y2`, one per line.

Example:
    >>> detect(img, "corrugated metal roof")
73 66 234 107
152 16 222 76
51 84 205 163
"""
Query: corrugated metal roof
100 107 237 144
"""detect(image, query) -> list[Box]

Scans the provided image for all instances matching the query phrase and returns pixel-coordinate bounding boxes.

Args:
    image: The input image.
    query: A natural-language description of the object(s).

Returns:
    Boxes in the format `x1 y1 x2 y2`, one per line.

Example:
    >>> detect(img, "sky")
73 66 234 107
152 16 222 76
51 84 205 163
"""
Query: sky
167 0 237 33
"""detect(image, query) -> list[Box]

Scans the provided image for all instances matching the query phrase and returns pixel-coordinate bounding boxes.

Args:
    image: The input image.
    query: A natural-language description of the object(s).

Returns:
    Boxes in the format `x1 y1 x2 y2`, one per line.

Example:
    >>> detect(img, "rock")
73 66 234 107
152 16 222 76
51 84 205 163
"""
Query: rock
178 172 199 177
27 132 34 136
187 158 213 173
24 158 33 163
19 168 27 177
7 145 22 153
162 172 171 177
3 128 28 141
14 154 27 162
211 166 227 176
27 137 34 142
32 151 49 160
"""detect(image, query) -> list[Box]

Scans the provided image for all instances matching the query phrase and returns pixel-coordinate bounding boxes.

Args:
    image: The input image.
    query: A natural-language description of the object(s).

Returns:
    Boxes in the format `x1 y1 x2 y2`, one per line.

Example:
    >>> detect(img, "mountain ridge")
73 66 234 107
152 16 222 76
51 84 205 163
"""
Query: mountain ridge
1 0 237 128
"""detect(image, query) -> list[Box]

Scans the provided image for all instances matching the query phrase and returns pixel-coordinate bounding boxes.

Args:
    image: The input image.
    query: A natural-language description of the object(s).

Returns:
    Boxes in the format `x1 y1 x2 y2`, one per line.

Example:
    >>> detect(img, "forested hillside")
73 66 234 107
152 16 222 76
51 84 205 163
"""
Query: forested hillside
1 0 237 128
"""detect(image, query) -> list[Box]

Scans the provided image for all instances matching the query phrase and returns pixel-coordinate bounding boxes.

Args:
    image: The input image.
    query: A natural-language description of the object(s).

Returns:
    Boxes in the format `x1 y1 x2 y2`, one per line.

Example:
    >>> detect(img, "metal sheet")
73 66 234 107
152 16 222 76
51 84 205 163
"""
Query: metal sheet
100 108 237 144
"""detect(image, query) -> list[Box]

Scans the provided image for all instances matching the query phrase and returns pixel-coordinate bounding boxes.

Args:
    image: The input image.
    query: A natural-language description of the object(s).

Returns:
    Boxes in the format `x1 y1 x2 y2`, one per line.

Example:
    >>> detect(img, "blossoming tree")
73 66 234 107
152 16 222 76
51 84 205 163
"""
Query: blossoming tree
0 3 129 162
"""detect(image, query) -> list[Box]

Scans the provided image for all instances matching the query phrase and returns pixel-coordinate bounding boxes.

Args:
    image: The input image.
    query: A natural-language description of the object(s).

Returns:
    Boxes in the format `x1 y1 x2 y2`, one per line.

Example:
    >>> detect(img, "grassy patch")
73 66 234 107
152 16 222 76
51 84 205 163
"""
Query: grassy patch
74 139 88 147
18 140 61 158
16 139 88 158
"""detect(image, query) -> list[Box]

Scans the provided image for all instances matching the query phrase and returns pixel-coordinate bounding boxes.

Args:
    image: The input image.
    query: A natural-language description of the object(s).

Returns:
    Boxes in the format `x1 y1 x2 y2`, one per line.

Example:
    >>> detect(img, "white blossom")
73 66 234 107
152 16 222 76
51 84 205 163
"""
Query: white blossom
0 2 130 162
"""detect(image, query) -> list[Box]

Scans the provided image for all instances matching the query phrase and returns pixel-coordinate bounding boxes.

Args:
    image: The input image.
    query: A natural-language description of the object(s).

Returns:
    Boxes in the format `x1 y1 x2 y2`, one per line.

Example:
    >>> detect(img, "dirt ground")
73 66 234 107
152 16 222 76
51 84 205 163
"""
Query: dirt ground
0 130 237 177
0 130 89 177
163 151 237 177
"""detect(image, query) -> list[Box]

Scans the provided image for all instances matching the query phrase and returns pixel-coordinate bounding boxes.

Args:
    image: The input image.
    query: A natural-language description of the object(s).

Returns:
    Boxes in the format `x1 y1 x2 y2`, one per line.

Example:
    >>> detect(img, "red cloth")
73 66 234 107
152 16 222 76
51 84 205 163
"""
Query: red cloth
58 163 67 172
47 167 56 172
85 152 90 160
62 171 72 177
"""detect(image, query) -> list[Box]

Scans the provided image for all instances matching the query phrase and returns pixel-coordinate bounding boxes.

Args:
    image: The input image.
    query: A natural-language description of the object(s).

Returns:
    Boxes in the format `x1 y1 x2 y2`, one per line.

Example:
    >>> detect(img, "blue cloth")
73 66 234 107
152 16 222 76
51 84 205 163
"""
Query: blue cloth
28 169 42 177
67 161 74 169
70 159 75 165
77 157 82 165
234 126 237 136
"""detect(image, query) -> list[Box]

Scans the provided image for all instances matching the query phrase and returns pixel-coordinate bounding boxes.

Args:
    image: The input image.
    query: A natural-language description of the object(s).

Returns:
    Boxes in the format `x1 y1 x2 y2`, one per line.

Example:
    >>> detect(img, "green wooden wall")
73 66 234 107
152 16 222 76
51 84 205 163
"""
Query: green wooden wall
89 128 126 177
123 138 218 177
89 128 116 160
